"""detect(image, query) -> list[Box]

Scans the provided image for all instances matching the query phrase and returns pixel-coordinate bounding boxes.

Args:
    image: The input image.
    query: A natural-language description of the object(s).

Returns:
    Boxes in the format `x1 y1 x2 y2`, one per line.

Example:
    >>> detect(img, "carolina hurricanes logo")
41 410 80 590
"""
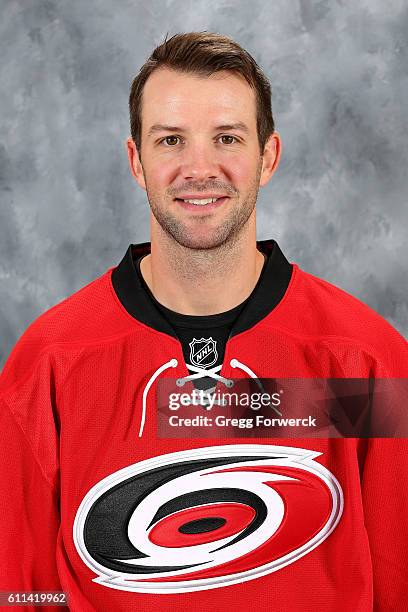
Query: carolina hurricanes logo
73 444 343 593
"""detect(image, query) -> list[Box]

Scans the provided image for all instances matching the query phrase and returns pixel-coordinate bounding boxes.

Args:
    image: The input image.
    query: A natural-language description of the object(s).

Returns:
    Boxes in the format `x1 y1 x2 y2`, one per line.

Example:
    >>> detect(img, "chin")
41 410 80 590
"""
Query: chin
174 238 224 251
170 230 232 251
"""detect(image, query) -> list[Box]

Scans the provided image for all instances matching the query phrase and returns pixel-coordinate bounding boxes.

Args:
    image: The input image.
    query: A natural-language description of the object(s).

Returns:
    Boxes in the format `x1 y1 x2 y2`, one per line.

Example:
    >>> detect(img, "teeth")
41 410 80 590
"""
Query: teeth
183 198 218 205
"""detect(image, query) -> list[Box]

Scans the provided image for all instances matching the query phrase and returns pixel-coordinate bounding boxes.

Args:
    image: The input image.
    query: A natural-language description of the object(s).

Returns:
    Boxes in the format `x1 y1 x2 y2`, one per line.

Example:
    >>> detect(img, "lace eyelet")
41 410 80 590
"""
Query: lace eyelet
176 378 185 387
225 379 234 388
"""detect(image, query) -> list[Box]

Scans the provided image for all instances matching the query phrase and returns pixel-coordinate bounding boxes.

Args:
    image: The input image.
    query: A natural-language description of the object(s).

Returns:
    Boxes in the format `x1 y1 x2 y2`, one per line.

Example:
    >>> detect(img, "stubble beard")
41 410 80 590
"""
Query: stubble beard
144 160 263 252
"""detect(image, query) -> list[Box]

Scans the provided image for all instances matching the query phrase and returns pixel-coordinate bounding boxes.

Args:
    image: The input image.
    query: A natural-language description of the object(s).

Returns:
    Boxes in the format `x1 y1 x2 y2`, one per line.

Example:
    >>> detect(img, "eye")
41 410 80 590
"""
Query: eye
158 134 239 147
160 135 182 146
218 135 239 145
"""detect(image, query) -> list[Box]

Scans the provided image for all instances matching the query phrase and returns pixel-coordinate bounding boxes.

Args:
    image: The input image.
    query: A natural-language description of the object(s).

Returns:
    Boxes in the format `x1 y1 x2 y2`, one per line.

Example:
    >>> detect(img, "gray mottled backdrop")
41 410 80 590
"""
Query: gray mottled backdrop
1 0 407 367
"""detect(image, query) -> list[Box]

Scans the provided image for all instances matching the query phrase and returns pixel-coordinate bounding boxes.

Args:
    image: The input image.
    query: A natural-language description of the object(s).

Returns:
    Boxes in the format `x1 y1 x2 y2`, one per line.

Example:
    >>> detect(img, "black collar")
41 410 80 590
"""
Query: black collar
111 239 293 340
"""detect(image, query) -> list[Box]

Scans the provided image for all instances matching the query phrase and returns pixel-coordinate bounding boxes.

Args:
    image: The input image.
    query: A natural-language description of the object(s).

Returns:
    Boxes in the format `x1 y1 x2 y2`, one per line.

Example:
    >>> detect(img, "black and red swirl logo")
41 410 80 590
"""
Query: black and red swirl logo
73 444 343 593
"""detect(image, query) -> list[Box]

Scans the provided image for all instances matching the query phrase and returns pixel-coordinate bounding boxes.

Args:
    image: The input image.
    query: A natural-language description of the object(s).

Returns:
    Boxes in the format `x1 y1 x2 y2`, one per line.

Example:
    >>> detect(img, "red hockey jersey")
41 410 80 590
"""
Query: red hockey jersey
1 239 407 611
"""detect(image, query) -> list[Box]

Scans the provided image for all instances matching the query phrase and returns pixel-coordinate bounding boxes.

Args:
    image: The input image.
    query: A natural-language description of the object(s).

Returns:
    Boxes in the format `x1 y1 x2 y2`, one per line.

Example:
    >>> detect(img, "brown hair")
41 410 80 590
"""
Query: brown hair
129 31 275 155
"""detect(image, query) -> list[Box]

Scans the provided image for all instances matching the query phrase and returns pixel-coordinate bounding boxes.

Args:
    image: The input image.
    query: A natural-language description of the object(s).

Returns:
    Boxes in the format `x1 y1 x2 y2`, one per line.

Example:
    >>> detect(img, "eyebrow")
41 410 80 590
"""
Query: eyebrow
147 122 250 137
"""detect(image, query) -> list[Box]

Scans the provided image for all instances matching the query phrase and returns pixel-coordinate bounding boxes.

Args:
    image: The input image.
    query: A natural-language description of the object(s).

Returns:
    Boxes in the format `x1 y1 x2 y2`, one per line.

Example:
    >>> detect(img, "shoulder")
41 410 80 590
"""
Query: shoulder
0 267 137 391
18 268 128 343
277 264 408 371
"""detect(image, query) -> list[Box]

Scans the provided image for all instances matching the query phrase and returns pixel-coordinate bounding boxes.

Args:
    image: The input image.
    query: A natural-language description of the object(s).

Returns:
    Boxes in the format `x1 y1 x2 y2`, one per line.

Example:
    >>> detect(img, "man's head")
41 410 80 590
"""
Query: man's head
127 31 281 250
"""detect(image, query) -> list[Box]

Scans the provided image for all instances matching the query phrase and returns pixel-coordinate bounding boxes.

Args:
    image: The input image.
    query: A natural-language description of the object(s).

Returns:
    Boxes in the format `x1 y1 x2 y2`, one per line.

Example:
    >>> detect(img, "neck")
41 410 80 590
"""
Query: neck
140 220 264 315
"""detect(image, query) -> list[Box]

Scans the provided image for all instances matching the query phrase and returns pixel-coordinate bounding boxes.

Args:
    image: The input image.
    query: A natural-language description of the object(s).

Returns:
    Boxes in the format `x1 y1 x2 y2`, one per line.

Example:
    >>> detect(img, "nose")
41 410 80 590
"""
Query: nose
180 139 219 181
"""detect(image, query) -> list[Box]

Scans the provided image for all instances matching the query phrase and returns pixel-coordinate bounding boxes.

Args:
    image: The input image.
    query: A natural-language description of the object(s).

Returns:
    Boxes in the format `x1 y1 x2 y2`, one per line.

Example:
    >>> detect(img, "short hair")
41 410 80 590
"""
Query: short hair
129 31 275 155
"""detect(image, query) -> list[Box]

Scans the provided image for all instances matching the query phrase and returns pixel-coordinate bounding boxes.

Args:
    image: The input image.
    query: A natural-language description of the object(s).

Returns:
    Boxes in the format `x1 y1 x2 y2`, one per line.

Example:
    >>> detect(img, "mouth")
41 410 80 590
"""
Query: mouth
174 196 230 211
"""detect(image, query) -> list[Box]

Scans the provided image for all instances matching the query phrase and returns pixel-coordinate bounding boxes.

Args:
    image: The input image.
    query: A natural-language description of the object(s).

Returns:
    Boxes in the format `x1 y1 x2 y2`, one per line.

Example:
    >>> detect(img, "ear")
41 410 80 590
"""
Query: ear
126 137 146 190
259 132 281 187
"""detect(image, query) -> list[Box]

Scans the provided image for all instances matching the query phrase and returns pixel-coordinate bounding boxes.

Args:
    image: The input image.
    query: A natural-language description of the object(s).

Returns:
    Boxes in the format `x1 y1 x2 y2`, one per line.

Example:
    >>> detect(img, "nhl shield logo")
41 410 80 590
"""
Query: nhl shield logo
189 337 218 368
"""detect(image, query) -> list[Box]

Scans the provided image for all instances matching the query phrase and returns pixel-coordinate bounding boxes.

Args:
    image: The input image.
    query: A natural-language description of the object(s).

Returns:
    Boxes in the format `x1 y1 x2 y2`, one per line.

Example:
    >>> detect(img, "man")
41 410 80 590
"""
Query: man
1 31 407 611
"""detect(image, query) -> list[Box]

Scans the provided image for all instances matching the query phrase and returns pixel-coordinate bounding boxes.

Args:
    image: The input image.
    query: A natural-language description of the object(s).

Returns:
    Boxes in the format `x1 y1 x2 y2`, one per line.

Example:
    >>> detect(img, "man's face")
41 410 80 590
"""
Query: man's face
128 68 279 250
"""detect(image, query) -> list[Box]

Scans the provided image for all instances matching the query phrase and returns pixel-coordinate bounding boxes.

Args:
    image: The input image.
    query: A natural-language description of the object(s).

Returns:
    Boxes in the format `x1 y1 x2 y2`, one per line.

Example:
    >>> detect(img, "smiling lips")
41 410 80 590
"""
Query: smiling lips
174 194 229 207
